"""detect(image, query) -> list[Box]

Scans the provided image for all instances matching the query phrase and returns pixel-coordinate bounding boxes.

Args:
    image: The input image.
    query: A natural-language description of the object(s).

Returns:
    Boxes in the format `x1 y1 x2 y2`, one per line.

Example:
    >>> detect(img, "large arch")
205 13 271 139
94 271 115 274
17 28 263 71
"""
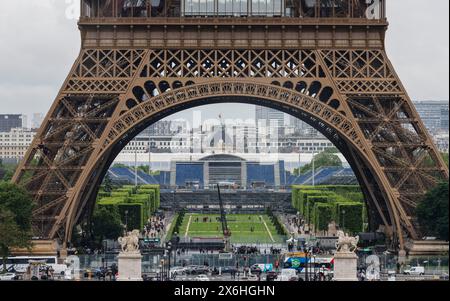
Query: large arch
59 80 401 246
12 44 449 253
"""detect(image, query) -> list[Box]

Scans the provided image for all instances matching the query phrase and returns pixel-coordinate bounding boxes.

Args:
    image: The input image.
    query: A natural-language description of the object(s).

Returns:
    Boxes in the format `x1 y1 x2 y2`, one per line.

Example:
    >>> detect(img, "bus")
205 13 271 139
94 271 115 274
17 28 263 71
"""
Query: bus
282 252 334 274
0 256 67 275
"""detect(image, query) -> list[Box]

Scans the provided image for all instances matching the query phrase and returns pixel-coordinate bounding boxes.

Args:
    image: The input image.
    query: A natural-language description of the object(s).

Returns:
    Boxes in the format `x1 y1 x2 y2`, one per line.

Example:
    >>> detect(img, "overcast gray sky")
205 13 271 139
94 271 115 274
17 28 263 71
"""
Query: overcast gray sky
0 0 448 121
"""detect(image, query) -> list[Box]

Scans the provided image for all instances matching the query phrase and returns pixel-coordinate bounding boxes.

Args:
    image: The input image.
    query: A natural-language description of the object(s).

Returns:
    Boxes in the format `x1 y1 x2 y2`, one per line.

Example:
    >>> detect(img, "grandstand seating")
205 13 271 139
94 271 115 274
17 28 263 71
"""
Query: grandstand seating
107 166 357 187
287 167 357 185
108 167 159 185
246 163 275 187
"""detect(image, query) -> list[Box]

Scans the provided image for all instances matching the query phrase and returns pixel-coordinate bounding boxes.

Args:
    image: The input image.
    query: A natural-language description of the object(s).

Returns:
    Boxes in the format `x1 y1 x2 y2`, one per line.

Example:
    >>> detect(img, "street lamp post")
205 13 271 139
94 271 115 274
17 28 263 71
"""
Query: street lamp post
148 133 152 175
103 240 108 269
298 146 301 178
304 244 309 281
312 151 315 187
167 242 172 279
125 210 129 232
134 139 138 187
163 254 169 281
174 232 179 266
342 209 346 233
313 254 316 281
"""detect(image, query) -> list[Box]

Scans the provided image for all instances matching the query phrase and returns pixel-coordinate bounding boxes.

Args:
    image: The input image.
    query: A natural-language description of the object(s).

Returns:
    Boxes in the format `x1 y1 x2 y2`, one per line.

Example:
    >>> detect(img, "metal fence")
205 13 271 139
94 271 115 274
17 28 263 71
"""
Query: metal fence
358 253 449 275
76 253 283 273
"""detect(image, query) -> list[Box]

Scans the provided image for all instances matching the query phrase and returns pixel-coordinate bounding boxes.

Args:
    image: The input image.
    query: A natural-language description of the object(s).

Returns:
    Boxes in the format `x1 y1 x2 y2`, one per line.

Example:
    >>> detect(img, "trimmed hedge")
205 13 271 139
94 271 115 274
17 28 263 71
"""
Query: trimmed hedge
110 191 130 198
313 203 334 231
334 202 364 234
118 203 144 231
291 185 365 234
266 207 288 236
97 197 125 205
305 194 337 224
297 190 335 216
97 184 161 231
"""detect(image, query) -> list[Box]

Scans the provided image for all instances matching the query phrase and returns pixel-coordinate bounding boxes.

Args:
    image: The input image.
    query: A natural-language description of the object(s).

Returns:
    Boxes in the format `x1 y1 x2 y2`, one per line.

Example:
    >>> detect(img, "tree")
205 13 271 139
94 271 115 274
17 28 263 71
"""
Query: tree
0 160 17 182
103 174 113 193
112 163 128 169
0 208 31 272
0 183 33 272
441 152 449 167
0 182 34 231
91 206 124 246
300 151 343 174
416 182 449 240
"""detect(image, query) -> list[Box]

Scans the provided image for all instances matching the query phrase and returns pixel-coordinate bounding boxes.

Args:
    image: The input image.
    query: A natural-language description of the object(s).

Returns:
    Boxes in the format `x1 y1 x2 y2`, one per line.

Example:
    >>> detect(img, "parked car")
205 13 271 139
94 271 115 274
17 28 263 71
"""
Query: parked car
188 266 210 275
0 273 17 281
277 269 299 281
170 267 186 276
220 267 237 274
387 271 396 281
247 274 259 281
266 271 278 281
195 274 210 281
403 266 425 276
250 264 263 275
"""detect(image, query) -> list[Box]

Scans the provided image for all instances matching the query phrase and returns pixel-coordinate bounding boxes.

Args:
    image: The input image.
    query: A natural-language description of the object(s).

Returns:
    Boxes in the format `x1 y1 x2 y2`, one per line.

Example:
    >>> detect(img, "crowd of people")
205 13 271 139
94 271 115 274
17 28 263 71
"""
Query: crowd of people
285 214 306 235
144 213 167 239
234 245 260 255
232 245 283 255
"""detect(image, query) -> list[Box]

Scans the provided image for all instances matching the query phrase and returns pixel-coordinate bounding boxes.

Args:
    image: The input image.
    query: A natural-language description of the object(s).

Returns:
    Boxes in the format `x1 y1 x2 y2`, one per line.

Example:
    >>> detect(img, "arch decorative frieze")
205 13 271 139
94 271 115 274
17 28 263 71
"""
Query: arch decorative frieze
101 81 365 156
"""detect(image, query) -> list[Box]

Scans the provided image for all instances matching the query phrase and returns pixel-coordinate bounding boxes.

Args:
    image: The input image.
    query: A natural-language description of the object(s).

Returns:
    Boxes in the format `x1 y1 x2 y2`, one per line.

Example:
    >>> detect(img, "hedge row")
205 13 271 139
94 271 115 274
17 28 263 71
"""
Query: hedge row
291 185 366 234
266 207 288 236
97 184 161 230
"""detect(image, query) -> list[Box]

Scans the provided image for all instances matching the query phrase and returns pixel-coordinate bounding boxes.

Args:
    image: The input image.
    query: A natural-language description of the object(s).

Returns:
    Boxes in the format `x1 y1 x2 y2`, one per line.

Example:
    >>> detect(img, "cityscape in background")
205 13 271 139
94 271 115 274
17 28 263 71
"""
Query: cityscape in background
1 101 449 171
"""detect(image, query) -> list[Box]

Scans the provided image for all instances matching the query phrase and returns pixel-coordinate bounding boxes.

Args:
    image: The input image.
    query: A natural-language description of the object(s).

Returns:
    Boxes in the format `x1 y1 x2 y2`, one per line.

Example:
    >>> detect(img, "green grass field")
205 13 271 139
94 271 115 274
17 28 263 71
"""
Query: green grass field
179 213 285 244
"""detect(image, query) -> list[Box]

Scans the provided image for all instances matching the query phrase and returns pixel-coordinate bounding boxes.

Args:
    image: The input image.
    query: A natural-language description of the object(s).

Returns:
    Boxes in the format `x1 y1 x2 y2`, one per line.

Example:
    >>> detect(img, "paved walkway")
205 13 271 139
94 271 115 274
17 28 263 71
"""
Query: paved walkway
159 212 175 244
184 215 193 238
259 215 275 243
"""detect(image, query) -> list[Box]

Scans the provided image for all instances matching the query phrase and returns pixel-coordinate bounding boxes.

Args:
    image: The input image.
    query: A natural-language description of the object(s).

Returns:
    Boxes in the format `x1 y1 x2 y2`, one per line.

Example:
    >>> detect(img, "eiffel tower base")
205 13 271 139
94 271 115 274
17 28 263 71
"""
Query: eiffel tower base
11 240 59 257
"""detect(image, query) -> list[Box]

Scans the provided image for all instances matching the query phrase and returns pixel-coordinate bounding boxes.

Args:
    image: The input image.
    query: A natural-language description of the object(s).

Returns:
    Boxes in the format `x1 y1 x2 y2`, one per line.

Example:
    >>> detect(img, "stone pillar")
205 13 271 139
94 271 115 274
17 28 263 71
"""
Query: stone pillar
333 251 358 281
117 252 143 281
397 249 407 265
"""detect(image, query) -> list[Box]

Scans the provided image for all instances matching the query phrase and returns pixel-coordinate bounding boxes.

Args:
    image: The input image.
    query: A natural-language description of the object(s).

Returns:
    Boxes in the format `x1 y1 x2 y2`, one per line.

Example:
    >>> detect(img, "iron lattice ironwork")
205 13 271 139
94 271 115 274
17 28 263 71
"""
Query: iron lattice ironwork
12 1 448 251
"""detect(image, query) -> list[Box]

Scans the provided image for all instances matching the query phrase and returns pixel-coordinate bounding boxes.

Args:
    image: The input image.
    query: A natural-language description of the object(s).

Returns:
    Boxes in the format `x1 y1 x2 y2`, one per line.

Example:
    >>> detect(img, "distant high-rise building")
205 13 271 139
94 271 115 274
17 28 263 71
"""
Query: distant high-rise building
32 113 45 129
255 106 285 138
138 120 187 137
255 106 284 127
413 101 449 134
0 115 24 132
289 115 319 137
0 128 37 161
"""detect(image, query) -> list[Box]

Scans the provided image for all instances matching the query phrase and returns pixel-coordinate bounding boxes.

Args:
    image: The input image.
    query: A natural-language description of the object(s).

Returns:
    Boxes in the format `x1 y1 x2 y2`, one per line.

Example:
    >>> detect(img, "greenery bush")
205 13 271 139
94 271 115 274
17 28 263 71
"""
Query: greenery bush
294 151 343 175
96 184 161 231
266 207 288 236
110 191 130 198
172 209 186 236
117 203 144 231
313 203 334 231
334 202 364 234
291 185 366 234
305 195 337 224
416 182 449 240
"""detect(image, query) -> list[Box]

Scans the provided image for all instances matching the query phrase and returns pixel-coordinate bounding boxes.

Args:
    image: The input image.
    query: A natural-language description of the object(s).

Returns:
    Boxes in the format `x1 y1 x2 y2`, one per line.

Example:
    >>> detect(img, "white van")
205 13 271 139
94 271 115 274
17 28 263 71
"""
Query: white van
276 269 298 281
403 266 425 276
